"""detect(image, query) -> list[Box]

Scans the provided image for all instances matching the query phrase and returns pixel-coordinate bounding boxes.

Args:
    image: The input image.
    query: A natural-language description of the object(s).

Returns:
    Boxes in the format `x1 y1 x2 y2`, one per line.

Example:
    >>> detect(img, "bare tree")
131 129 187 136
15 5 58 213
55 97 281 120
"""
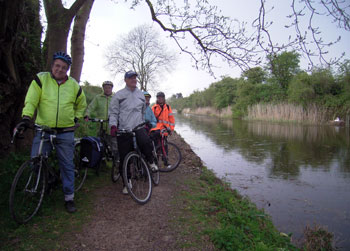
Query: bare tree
134 0 350 73
106 24 176 91
70 0 95 82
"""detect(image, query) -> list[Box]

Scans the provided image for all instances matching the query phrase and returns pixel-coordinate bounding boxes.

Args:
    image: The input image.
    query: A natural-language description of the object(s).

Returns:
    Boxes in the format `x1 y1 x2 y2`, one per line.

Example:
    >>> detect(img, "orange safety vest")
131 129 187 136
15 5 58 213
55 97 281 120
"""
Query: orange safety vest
151 103 175 131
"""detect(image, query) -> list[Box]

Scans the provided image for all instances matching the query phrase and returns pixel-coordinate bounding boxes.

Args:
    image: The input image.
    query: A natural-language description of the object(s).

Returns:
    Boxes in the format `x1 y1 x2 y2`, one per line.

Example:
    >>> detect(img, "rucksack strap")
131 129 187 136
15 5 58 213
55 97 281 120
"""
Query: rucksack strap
34 75 42 88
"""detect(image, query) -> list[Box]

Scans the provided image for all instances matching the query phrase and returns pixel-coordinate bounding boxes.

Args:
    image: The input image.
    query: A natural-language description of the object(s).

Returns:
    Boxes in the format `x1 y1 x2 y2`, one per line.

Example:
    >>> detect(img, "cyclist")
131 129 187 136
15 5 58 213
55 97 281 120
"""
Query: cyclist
15 52 87 213
150 91 175 146
143 91 157 132
84 81 118 158
109 71 158 194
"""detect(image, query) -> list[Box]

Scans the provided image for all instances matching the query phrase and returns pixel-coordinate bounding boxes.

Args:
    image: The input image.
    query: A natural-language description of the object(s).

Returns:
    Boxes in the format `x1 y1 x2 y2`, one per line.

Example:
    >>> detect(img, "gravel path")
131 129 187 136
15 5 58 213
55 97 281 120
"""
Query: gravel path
64 133 216 251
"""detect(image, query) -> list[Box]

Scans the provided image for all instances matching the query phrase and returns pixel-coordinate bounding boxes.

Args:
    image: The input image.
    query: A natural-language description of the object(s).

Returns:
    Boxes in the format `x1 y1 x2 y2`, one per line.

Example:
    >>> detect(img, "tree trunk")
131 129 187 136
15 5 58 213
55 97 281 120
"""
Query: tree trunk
0 0 42 157
70 0 95 82
43 0 87 70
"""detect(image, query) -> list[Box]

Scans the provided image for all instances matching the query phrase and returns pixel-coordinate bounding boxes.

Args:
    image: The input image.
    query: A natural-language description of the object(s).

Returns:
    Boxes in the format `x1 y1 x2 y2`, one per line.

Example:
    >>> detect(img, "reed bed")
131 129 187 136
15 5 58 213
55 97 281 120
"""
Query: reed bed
247 103 330 124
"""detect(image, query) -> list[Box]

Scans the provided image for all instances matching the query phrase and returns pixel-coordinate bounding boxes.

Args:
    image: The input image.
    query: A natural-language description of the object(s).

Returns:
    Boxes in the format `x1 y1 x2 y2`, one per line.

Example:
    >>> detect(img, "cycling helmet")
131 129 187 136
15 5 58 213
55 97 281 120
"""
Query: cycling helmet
53 51 72 66
156 91 165 98
143 91 151 97
102 81 113 86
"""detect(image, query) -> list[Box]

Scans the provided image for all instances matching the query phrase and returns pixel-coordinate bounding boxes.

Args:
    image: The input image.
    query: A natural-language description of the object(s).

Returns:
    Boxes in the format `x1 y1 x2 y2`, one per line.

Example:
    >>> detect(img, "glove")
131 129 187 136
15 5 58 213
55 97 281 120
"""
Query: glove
74 117 79 123
84 115 89 122
166 127 172 135
16 117 31 131
111 125 118 137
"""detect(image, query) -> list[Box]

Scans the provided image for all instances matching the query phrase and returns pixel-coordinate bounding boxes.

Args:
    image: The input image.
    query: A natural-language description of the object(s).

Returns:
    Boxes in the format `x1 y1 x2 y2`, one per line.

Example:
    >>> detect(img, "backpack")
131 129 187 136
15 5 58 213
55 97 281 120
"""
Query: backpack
80 136 104 168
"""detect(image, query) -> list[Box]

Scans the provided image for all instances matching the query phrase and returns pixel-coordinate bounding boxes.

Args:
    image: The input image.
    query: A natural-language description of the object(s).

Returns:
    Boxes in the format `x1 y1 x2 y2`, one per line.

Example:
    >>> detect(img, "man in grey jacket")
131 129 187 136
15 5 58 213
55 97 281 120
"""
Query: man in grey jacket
109 71 158 194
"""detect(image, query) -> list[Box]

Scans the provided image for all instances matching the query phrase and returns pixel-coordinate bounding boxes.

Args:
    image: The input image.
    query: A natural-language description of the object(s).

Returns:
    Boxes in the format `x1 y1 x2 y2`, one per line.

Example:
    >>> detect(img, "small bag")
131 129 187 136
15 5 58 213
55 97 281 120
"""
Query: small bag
80 136 104 168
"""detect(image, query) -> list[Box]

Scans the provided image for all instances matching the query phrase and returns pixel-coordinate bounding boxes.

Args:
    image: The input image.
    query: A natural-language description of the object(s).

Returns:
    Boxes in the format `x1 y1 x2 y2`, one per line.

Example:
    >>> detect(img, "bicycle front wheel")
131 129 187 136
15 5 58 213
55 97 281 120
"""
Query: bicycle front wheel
123 152 152 204
111 156 121 183
74 142 87 191
156 142 182 172
9 159 46 224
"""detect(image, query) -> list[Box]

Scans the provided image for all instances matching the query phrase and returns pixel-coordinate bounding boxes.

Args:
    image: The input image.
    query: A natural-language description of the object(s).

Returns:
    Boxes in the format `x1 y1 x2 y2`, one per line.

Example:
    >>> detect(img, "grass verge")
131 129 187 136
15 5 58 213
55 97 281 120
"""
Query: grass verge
0 152 110 250
174 166 297 251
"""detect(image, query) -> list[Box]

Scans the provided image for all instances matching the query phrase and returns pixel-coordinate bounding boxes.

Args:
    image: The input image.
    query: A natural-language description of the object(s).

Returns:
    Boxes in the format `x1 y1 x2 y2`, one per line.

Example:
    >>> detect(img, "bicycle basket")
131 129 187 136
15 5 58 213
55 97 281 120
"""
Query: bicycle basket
80 136 104 168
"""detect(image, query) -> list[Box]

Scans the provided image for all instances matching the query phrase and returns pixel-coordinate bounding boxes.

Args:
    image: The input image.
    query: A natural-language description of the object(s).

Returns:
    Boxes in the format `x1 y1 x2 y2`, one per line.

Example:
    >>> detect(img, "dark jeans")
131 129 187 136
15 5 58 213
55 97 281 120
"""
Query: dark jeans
116 127 154 184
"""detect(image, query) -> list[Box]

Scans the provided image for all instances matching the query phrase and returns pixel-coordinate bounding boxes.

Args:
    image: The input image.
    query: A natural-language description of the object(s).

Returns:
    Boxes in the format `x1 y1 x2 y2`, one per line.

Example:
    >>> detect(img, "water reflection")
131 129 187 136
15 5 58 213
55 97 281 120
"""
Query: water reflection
177 114 350 179
175 114 350 248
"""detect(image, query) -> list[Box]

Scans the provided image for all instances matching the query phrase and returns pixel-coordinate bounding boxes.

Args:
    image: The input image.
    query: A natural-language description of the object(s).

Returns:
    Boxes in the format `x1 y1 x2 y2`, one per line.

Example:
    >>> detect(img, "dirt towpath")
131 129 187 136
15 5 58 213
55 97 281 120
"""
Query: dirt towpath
64 133 216 251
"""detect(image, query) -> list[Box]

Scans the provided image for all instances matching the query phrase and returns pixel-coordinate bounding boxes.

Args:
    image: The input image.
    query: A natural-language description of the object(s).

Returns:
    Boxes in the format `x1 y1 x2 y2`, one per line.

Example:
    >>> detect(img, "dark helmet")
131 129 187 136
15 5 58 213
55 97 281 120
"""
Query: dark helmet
156 92 165 98
53 51 72 66
102 80 113 87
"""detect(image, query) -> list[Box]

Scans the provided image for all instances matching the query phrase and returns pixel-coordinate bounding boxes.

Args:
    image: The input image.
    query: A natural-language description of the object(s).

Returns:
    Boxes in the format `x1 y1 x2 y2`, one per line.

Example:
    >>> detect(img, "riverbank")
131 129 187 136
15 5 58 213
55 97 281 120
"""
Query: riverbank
1 133 310 250
182 106 232 118
182 104 350 126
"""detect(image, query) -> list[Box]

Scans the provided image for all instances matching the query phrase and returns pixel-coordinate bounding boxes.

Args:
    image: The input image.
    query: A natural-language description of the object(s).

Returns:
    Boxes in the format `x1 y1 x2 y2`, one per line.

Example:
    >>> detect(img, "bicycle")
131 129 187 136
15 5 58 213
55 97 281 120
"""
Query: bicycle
117 122 159 204
9 125 87 224
154 129 182 172
86 118 120 182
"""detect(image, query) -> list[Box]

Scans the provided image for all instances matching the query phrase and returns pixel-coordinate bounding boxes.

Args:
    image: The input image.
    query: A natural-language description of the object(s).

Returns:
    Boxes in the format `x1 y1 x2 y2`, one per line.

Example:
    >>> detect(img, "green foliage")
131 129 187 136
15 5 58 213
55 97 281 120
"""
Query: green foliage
82 83 102 105
267 51 300 90
242 67 266 84
169 51 350 121
288 72 315 106
180 167 296 250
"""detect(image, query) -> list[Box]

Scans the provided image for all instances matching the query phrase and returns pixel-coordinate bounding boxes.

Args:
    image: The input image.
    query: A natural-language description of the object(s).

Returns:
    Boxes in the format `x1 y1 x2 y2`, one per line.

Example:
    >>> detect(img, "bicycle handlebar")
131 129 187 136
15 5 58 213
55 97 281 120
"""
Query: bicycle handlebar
88 118 109 123
116 122 148 135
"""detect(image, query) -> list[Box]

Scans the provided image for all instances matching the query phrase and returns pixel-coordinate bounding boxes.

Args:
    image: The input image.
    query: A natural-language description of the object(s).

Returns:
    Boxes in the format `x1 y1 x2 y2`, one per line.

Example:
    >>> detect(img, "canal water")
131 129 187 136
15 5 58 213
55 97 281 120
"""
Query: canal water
175 114 350 249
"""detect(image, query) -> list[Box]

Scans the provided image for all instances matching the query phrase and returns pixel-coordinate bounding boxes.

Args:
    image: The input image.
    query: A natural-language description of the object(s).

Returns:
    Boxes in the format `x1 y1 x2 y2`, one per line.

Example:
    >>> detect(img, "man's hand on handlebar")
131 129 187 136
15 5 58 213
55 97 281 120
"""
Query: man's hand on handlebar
84 115 89 122
111 125 118 137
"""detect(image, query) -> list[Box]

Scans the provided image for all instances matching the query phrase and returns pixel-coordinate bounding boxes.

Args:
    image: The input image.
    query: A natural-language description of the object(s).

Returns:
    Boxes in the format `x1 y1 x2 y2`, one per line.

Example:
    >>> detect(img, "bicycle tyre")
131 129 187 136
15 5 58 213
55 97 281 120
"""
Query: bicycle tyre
111 156 121 183
9 159 46 224
74 142 87 191
123 152 152 204
156 142 182 172
150 161 160 186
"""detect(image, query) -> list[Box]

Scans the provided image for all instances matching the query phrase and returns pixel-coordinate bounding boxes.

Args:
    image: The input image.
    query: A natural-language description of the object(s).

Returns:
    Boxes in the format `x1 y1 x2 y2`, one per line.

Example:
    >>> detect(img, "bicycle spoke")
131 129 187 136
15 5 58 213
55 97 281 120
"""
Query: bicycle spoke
157 142 182 172
9 160 46 224
123 152 152 204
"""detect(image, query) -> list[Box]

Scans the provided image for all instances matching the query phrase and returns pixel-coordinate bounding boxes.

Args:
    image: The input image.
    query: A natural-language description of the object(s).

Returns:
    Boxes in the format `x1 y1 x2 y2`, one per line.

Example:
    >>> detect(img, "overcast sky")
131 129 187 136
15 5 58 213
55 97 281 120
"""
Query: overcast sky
60 0 350 99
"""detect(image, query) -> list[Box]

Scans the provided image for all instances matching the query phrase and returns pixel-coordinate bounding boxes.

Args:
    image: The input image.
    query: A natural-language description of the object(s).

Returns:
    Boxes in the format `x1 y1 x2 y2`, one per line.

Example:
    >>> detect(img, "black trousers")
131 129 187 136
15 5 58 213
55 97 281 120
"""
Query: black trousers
117 128 154 183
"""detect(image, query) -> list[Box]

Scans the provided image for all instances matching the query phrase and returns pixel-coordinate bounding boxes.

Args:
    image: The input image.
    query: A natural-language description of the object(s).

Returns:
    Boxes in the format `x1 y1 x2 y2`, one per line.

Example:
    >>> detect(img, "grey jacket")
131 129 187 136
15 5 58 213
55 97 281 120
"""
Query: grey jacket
108 86 146 131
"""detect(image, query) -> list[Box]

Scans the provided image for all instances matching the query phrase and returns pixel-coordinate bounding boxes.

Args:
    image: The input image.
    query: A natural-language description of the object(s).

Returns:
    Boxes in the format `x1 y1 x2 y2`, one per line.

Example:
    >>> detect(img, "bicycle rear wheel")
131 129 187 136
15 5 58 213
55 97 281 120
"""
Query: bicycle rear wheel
156 142 182 172
9 159 46 224
74 142 87 191
123 152 152 204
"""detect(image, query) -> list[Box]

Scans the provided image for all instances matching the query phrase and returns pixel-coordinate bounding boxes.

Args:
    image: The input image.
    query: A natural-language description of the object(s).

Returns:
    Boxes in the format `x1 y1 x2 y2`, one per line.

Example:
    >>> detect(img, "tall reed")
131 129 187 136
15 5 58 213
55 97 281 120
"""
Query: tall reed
247 103 331 124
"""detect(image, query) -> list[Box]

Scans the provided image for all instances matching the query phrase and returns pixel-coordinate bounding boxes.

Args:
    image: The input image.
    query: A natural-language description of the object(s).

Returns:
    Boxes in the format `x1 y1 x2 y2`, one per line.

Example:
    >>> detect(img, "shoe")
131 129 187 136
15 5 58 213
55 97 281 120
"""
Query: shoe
122 186 128 195
122 180 132 194
65 200 77 213
149 162 158 172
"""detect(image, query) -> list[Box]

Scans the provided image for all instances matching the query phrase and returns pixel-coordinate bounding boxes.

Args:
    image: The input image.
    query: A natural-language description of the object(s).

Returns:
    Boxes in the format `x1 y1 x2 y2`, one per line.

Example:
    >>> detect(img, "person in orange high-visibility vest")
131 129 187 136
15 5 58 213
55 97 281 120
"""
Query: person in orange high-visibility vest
150 92 175 146
151 91 175 133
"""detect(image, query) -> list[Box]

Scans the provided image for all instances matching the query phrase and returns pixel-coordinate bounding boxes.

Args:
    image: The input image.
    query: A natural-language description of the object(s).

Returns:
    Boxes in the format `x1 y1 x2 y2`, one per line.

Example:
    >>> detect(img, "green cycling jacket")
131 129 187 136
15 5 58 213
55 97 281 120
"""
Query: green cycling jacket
85 93 113 133
22 72 87 128
85 93 113 120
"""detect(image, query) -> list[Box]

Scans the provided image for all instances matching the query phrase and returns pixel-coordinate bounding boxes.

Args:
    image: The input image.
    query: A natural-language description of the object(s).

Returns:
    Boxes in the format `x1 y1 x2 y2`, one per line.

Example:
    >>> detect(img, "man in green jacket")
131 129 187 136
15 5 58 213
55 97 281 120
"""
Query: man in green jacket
84 81 118 157
16 51 87 213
